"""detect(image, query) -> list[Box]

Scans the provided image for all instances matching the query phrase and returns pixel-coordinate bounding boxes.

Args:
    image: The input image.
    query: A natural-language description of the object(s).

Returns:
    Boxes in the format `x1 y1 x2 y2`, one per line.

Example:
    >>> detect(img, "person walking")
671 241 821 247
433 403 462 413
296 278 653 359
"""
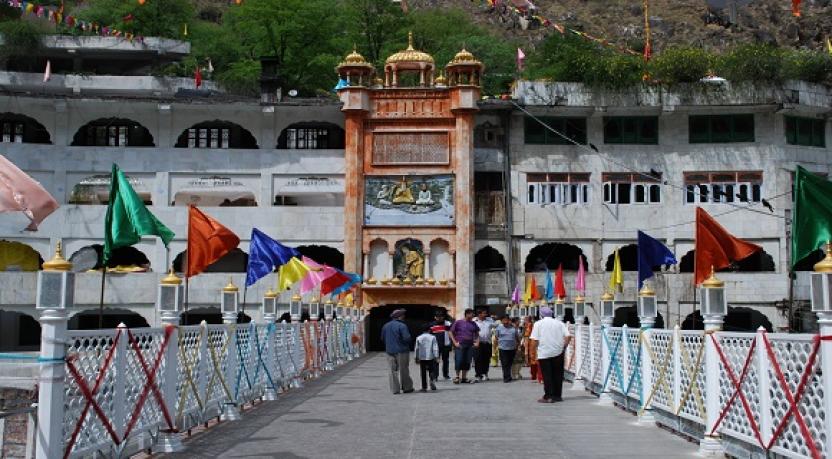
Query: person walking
529 306 572 403
380 309 414 394
449 308 480 384
511 317 524 380
429 311 452 380
473 309 495 381
495 315 521 382
414 325 439 392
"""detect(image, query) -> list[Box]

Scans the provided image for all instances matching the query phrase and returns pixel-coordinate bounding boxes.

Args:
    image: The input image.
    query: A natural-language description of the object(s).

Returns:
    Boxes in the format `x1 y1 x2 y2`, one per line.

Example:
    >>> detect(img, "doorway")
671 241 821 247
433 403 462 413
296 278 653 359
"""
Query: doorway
368 304 447 352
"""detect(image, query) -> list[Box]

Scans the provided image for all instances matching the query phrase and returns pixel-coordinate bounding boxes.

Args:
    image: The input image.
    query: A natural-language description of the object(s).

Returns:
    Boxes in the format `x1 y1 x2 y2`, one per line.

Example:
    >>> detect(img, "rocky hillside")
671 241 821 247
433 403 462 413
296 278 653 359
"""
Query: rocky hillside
406 0 832 53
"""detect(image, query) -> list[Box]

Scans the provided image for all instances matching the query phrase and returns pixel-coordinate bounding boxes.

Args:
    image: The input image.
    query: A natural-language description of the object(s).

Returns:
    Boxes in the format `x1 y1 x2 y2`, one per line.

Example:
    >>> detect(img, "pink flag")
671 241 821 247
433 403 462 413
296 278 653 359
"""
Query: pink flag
0 155 58 230
576 256 586 295
298 256 335 294
516 47 526 72
42 60 51 83
510 282 520 304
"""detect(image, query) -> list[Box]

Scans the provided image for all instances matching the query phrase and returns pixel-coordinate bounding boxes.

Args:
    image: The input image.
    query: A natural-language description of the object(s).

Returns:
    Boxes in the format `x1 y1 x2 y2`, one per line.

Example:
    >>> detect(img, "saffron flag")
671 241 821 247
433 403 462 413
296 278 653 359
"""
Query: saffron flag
511 282 521 304
694 207 761 285
186 205 239 278
609 249 623 292
0 154 59 230
792 0 801 17
637 230 677 289
554 263 566 299
277 257 311 291
529 275 540 301
245 228 299 286
103 164 174 264
576 257 586 295
791 166 832 270
544 269 554 301
299 256 332 294
516 47 526 72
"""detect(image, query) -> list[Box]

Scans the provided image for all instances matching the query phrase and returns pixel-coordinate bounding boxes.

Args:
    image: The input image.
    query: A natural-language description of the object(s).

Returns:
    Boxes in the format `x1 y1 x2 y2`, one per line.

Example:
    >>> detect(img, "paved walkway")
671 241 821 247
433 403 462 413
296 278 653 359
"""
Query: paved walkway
166 353 699 459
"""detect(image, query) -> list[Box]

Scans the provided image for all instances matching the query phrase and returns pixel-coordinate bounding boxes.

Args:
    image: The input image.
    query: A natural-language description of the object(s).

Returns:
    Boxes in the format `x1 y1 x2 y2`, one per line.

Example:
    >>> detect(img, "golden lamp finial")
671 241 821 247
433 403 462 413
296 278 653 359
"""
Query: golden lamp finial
161 267 182 286
223 277 239 292
42 239 72 272
407 31 414 50
814 241 832 273
702 266 725 288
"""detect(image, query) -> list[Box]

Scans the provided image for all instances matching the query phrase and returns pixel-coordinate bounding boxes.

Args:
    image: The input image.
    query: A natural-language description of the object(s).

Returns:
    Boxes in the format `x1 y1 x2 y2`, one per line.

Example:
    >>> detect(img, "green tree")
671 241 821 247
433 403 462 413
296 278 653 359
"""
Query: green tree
343 0 404 66
73 0 193 39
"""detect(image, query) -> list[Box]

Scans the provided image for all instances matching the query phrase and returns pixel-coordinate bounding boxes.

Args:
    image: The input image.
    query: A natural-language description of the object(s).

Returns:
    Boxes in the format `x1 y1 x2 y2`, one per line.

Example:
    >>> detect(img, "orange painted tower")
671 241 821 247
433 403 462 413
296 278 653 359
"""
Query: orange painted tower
337 33 483 319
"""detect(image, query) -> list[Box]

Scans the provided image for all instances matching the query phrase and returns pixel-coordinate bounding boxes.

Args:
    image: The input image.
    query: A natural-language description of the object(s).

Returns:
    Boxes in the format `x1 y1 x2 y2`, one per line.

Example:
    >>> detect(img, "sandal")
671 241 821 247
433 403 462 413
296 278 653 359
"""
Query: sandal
460 378 471 384
453 377 460 384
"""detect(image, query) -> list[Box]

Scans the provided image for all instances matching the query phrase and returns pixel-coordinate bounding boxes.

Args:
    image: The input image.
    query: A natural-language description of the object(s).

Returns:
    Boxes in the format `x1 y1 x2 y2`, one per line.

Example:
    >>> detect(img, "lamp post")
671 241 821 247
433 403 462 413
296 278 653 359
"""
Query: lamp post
598 291 615 405
336 300 345 319
699 267 726 455
289 294 302 323
638 283 658 329
600 291 615 327
261 288 278 400
220 278 242 421
810 244 832 458
555 297 565 320
574 295 586 325
308 296 321 321
637 282 658 424
324 298 334 321
157 269 183 326
221 278 239 325
154 268 186 451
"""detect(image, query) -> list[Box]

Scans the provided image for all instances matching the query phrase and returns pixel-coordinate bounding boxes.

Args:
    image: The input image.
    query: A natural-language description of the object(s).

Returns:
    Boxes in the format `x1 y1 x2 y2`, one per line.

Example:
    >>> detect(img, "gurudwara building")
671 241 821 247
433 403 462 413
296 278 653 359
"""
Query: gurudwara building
0 34 830 350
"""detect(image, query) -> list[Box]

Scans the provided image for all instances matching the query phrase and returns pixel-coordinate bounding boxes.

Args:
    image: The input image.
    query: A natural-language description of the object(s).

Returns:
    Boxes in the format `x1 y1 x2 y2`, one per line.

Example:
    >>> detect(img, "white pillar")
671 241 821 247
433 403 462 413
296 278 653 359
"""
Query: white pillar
424 250 431 279
362 252 369 280
35 307 67 459
755 327 772 445
388 252 395 279
598 318 614 405
570 324 584 391
672 325 682 411
818 312 832 456
639 322 655 424
221 313 242 421
699 313 725 456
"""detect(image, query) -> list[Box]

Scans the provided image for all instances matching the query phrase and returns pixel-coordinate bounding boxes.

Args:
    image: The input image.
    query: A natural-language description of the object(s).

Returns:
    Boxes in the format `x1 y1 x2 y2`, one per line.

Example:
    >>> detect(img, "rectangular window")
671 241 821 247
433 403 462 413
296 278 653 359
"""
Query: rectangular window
785 116 826 148
683 171 763 204
188 128 196 148
524 116 587 145
526 173 590 205
13 123 22 143
603 116 659 144
689 114 755 143
602 172 661 205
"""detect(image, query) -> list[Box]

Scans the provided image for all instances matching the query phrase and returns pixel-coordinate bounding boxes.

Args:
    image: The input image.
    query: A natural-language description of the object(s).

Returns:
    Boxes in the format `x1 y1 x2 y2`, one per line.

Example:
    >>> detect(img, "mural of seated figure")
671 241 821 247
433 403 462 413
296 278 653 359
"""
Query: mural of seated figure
392 176 415 204
416 183 434 205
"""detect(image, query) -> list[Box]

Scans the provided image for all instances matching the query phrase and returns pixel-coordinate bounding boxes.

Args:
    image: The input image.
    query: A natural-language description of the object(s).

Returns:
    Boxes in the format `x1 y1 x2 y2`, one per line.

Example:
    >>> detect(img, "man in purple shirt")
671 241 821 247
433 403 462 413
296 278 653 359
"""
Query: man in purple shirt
449 308 480 384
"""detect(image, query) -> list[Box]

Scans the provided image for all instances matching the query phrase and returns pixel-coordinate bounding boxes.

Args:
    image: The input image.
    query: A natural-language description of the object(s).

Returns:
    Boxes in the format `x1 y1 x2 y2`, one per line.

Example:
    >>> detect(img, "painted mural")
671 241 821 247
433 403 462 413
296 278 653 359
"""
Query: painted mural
364 175 454 226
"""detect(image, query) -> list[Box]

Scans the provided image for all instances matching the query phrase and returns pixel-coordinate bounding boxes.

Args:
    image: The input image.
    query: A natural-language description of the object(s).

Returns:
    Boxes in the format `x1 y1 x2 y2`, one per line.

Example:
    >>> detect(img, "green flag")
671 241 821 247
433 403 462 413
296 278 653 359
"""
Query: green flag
792 165 832 270
103 164 174 264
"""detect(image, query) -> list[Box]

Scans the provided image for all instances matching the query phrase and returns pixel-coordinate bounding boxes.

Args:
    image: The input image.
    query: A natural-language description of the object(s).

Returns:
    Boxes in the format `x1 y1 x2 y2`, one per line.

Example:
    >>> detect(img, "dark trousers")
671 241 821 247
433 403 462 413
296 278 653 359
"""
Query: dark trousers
499 349 517 382
439 344 450 378
419 360 437 389
539 353 565 400
474 342 492 377
454 344 474 372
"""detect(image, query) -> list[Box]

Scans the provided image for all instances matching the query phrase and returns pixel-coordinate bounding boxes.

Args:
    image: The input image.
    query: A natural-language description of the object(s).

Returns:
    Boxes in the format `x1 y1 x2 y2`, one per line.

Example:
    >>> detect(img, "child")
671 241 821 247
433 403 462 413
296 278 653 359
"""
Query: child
414 325 439 392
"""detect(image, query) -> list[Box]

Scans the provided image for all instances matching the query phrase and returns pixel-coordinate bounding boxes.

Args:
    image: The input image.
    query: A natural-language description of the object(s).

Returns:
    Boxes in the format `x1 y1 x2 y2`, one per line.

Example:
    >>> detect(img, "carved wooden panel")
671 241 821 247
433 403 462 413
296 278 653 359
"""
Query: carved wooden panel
372 132 450 165
370 91 452 118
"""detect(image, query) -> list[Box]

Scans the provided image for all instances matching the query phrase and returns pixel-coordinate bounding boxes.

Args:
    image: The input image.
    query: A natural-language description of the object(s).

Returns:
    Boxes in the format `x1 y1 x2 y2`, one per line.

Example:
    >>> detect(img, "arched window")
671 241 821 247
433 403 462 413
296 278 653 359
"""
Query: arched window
296 245 344 270
175 120 258 149
612 305 665 329
605 244 638 271
69 308 150 330
69 174 152 205
679 249 774 273
0 240 43 271
68 245 150 272
71 118 154 147
682 307 772 332
524 242 589 272
475 246 506 272
172 248 248 273
0 113 50 144
277 122 344 149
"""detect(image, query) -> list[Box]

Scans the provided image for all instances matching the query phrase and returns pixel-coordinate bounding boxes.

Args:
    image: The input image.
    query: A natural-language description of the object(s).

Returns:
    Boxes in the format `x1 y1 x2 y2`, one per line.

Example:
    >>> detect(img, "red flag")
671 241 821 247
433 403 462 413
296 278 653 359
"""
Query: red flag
529 275 540 300
186 205 239 277
555 263 566 299
194 66 202 88
321 269 351 296
694 207 761 285
792 0 801 17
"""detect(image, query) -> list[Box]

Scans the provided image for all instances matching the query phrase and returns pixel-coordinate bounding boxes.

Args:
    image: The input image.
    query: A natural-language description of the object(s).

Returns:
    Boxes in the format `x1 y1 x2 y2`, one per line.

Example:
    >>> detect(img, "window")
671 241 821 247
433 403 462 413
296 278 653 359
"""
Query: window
527 173 590 205
524 116 587 145
71 118 154 147
277 122 345 149
603 116 658 144
689 114 754 143
188 128 230 149
785 116 825 148
0 121 23 143
175 121 258 149
0 113 51 144
602 172 661 205
684 171 762 204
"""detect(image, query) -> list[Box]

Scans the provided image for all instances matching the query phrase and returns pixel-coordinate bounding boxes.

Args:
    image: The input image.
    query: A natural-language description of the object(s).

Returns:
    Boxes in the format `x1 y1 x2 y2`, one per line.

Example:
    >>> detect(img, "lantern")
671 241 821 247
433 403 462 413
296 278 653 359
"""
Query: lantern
555 298 565 319
810 244 832 313
600 291 615 323
574 295 586 322
289 294 302 322
37 241 74 311
262 288 277 321
308 296 321 321
220 278 239 317
324 298 334 320
638 283 657 328
700 267 727 317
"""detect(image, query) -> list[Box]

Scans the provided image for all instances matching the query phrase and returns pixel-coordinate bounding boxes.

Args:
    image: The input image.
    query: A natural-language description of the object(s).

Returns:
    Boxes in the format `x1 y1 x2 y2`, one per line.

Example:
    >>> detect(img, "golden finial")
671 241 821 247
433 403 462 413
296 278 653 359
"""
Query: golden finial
814 241 832 273
434 71 447 86
600 290 614 301
161 267 182 285
575 295 585 303
325 298 334 305
310 296 320 303
264 287 277 299
556 297 565 304
223 277 239 292
291 293 302 301
42 240 72 272
366 277 377 285
639 282 656 296
407 31 414 50
702 266 725 288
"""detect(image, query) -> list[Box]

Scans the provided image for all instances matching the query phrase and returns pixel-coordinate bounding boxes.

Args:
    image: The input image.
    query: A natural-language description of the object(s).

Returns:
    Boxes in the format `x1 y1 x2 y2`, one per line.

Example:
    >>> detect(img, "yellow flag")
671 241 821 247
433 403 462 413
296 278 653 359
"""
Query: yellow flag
827 38 832 55
522 275 531 303
609 249 624 293
278 257 310 291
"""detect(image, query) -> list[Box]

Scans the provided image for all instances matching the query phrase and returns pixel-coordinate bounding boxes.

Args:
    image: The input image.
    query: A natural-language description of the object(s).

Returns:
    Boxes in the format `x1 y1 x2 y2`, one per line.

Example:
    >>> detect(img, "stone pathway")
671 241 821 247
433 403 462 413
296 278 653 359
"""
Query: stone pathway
164 353 700 459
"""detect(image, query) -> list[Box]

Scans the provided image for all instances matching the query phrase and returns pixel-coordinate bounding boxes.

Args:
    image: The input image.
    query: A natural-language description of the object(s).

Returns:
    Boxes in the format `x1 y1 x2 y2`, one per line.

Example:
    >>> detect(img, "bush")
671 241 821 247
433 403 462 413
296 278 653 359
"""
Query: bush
589 53 644 89
217 59 260 97
782 50 832 84
715 44 784 83
0 19 44 63
649 46 711 84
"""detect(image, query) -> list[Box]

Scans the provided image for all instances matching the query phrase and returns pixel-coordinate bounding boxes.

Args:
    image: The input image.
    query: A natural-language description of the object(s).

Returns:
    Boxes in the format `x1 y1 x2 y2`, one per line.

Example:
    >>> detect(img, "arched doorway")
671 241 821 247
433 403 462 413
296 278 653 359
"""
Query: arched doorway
475 245 506 272
612 305 665 328
68 244 151 272
0 311 41 351
681 307 773 332
69 308 150 330
0 240 43 271
524 242 589 272
605 244 638 271
367 304 447 352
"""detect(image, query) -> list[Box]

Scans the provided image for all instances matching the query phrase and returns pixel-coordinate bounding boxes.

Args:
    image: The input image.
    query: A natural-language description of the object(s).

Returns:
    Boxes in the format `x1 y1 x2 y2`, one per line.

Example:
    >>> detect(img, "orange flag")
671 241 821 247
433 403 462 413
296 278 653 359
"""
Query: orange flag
529 275 540 301
186 205 240 278
694 207 761 285
792 0 801 17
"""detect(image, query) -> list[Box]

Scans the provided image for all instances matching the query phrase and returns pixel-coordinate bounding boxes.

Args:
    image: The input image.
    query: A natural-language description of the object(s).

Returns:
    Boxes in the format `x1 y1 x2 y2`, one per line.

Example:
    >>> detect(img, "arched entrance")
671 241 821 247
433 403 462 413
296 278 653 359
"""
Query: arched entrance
367 304 447 352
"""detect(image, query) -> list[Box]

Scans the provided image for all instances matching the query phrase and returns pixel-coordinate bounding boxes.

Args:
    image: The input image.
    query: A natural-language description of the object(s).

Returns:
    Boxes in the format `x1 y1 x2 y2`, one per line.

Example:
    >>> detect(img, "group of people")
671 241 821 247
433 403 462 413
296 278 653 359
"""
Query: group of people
381 306 571 403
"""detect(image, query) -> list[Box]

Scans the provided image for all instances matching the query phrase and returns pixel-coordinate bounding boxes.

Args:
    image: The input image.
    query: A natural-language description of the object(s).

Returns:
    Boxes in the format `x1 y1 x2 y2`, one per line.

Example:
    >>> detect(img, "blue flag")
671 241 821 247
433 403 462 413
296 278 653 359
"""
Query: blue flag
544 269 554 301
637 230 678 289
329 269 362 297
333 78 349 92
246 228 300 287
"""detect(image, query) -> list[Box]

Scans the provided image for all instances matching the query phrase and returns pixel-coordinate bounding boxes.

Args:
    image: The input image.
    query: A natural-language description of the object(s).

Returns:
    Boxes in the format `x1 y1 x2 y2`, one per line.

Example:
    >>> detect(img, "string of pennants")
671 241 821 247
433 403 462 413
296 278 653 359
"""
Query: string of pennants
5 0 145 43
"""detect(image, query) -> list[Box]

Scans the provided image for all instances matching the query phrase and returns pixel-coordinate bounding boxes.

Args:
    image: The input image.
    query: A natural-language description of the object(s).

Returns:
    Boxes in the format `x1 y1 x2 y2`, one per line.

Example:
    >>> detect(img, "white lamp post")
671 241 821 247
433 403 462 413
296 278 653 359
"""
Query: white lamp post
289 294 302 323
600 291 615 327
638 282 658 329
555 297 565 320
324 298 334 321
157 269 183 326
221 278 239 324
574 295 586 324
308 296 321 321
336 300 345 319
262 288 278 323
699 267 727 455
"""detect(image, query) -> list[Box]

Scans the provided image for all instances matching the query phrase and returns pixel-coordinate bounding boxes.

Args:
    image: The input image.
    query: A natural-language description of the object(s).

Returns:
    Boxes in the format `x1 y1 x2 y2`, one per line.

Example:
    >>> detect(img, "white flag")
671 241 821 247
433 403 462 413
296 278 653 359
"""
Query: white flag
42 60 51 83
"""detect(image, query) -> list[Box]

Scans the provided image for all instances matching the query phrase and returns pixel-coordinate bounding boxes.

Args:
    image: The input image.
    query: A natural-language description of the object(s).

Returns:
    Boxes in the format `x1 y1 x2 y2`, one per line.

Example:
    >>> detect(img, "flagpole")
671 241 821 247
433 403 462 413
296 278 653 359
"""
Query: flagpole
98 266 106 329
242 282 248 321
184 275 189 325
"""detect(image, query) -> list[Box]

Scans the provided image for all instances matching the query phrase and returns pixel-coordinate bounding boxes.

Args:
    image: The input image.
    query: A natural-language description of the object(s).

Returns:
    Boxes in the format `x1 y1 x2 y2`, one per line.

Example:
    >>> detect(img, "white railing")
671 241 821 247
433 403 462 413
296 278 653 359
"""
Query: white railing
567 323 831 459
55 319 362 458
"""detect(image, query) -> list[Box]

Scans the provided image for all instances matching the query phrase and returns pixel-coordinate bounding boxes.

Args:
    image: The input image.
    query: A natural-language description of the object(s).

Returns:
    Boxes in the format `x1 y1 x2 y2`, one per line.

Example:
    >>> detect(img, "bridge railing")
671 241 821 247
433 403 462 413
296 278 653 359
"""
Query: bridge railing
566 324 831 459
51 319 363 459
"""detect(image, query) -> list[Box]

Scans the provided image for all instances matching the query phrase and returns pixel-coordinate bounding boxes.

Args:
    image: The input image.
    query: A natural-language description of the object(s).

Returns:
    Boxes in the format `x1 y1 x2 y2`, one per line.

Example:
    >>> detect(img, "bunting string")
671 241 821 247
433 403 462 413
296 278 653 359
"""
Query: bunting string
7 0 145 43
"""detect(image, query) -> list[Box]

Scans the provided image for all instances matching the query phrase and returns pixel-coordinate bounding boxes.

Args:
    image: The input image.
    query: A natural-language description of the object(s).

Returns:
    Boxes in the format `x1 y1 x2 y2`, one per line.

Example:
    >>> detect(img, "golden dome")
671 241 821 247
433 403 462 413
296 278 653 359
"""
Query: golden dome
344 45 368 65
600 291 614 301
575 295 585 303
449 48 480 65
814 242 832 273
639 283 656 297
434 72 447 86
223 278 239 293
264 288 277 299
161 268 182 286
702 266 725 288
42 240 72 272
386 32 434 65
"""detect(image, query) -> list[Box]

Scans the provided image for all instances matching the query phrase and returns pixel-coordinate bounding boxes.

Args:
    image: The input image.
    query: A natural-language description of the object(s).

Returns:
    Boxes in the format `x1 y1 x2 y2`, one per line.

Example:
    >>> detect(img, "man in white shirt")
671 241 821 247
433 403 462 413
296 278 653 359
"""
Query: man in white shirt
529 306 572 403
473 309 496 381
